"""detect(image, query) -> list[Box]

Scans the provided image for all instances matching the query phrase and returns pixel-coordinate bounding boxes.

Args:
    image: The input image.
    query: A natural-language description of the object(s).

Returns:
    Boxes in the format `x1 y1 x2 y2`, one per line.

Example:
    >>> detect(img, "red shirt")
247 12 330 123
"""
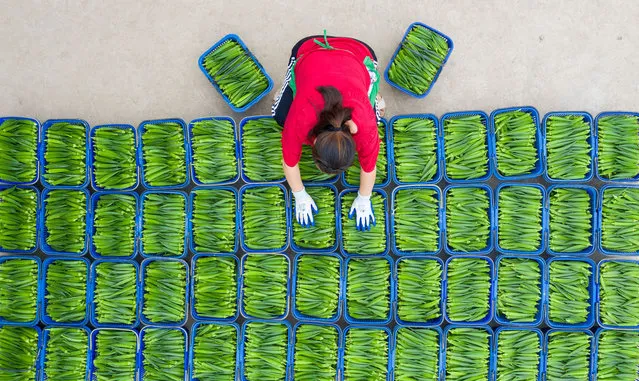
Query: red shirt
282 37 380 172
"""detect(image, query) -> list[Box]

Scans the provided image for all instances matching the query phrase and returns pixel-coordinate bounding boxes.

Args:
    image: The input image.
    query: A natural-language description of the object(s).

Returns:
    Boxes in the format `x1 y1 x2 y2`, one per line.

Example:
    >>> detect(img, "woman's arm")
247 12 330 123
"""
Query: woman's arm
283 162 304 193
358 167 376 197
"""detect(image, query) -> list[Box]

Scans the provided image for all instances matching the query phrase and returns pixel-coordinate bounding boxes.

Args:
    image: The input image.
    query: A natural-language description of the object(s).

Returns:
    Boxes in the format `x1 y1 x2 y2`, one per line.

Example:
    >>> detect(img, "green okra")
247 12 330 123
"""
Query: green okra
496 329 540 381
344 328 388 381
494 110 538 177
142 328 185 381
599 260 639 326
497 258 542 323
548 260 592 325
601 187 639 253
191 118 237 183
546 114 591 180
546 331 591 381
392 117 438 182
141 122 186 187
597 114 639 180
394 188 439 253
45 259 87 323
347 257 390 320
397 258 442 322
44 327 88 381
143 260 186 324
0 118 37 183
243 322 289 381
341 192 386 254
446 257 491 322
445 327 491 380
92 126 137 189
142 192 185 256
295 254 340 319
93 261 137 325
242 254 288 319
0 326 39 381
293 186 336 250
0 258 38 323
549 188 593 253
242 186 286 250
44 121 86 186
596 330 639 381
241 118 283 182
387 25 449 95
298 145 336 182
93 329 137 381
444 114 489 180
193 256 237 319
445 187 490 252
192 189 236 253
498 185 543 252
345 122 387 185
394 327 439 381
294 324 339 381
0 186 37 251
192 324 237 381
92 193 137 257
44 189 86 254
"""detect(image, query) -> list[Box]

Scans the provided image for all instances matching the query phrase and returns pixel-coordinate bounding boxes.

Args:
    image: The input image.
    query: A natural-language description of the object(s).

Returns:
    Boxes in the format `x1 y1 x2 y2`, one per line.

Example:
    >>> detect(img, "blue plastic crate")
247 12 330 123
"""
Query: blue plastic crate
240 319 293 381
495 183 547 256
40 325 91 381
490 106 544 180
39 118 90 189
493 255 545 327
188 186 239 255
291 322 342 381
40 188 90 256
0 325 42 378
289 184 339 254
89 259 140 329
41 257 90 327
392 325 443 380
394 256 444 326
240 253 290 321
384 22 454 98
594 111 639 182
389 114 442 185
139 258 189 327
0 185 39 254
493 327 544 381
137 118 190 189
138 326 188 381
188 116 240 186
139 190 188 259
390 185 443 256
440 110 493 183
291 253 343 323
189 322 241 381
239 183 290 253
340 325 392 381
542 112 595 183
0 256 41 326
190 253 240 322
545 257 596 329
238 115 285 184
592 328 639 381
442 184 494 256
342 118 392 189
0 116 40 185
198 34 274 113
89 328 140 381
89 124 139 192
596 258 639 329
543 329 595 381
338 188 390 257
344 256 394 325
546 184 597 256
442 325 494 381
444 256 495 325
598 184 639 255
89 191 140 260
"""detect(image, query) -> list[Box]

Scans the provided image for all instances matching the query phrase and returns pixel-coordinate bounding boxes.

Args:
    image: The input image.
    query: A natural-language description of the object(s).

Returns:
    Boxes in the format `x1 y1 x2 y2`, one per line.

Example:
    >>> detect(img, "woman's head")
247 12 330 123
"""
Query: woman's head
308 86 356 174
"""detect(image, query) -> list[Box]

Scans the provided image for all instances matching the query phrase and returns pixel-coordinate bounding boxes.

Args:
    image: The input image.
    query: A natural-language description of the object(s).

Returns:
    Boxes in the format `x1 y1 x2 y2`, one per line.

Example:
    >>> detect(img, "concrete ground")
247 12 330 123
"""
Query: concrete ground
1 0 638 125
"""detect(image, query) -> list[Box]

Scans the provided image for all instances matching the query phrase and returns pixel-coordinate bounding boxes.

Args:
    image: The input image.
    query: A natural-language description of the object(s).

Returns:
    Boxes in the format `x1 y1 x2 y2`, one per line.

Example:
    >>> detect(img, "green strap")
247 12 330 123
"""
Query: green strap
364 56 380 107
313 29 333 50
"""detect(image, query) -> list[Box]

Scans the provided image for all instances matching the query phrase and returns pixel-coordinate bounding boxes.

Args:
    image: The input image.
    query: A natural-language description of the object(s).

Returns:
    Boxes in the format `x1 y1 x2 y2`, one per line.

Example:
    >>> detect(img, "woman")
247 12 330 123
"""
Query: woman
272 32 384 231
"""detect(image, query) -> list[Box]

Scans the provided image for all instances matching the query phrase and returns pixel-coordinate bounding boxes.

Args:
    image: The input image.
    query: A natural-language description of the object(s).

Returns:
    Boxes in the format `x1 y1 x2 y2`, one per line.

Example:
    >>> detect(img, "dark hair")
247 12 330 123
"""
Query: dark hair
308 86 356 174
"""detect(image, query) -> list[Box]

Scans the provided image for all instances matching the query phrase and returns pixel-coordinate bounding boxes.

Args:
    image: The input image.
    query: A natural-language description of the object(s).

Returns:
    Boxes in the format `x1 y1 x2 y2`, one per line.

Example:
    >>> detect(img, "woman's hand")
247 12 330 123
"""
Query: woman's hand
293 188 318 227
349 192 375 231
